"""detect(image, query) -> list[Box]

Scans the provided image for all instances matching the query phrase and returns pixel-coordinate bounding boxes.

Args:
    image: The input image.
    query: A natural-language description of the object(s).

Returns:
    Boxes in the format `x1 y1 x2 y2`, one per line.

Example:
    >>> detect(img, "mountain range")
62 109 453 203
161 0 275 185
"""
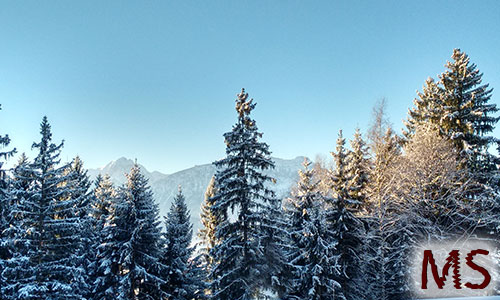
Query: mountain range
87 156 306 233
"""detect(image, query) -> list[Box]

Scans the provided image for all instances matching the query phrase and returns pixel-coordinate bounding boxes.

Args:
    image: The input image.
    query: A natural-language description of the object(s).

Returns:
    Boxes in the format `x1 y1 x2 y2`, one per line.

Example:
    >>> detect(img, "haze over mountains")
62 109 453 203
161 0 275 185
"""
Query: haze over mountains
87 156 306 232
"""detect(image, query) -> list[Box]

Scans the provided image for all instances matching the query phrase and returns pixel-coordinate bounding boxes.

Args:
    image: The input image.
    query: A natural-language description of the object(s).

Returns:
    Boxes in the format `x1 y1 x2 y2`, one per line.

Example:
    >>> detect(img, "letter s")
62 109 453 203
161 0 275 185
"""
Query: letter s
464 249 491 289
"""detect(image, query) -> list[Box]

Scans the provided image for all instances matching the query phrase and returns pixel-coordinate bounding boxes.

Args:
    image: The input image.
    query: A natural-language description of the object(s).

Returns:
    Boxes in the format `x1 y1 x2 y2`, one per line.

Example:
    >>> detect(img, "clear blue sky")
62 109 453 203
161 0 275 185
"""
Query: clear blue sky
1 1 499 173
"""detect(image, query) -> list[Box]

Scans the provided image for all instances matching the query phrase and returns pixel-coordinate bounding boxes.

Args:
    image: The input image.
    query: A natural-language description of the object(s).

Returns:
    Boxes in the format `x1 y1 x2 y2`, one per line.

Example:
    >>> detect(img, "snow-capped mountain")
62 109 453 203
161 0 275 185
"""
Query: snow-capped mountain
87 156 305 232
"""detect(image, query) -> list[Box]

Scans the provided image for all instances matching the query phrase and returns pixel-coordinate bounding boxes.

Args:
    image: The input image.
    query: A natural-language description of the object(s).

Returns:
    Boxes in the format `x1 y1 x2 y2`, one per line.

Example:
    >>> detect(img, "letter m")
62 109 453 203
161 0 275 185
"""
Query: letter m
421 249 461 289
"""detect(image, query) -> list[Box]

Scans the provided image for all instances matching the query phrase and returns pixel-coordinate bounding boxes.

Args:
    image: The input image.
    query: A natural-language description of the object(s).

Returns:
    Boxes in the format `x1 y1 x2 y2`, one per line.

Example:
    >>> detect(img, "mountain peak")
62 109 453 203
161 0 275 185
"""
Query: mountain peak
87 156 304 233
103 157 134 169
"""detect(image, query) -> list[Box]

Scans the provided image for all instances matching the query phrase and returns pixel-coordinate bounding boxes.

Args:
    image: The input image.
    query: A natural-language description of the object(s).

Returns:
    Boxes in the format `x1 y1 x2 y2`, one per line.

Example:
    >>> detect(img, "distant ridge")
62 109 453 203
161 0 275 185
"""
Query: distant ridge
87 156 306 232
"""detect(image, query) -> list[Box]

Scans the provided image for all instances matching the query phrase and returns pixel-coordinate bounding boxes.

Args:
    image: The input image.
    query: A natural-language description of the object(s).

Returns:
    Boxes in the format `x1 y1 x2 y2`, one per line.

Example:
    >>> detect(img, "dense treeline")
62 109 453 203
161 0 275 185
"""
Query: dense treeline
0 49 499 299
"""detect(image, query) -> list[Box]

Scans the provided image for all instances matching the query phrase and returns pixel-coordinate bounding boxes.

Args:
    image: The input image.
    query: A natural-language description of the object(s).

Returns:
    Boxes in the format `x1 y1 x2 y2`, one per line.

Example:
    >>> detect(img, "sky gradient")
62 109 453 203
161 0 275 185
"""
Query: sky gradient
1 1 499 173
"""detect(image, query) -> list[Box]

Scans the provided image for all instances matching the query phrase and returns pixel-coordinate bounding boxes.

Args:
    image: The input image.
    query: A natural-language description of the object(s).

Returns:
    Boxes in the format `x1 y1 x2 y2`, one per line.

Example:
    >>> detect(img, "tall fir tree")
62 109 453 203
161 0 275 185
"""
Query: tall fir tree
405 49 500 185
330 130 350 201
346 128 370 209
403 77 445 140
284 158 339 300
0 104 16 294
5 116 87 299
209 88 278 300
1 154 32 299
92 174 121 300
114 164 165 300
198 176 219 269
257 185 288 298
65 156 94 298
161 187 196 300
328 131 363 300
92 174 116 233
197 175 220 298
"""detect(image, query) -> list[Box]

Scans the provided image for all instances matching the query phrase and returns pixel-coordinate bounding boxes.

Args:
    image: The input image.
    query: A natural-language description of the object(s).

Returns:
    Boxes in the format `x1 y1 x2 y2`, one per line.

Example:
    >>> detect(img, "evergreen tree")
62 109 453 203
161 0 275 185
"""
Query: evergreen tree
328 131 363 300
403 77 445 140
6 116 86 299
92 174 116 231
346 128 370 208
209 88 278 300
161 187 196 300
198 176 219 269
330 130 350 202
116 164 165 300
2 154 32 299
196 176 220 297
258 186 288 298
65 156 93 298
284 158 339 300
92 174 121 300
405 49 500 183
0 104 16 295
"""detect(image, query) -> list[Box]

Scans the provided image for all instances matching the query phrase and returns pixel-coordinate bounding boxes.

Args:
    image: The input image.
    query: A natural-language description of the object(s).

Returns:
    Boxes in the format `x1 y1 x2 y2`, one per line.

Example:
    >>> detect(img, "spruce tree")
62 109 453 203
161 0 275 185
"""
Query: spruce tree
1 154 32 299
440 49 499 158
114 164 165 300
330 130 350 200
65 156 93 298
92 174 116 232
161 187 196 300
284 158 339 300
346 128 370 208
209 88 278 300
198 176 219 269
0 104 16 294
92 174 121 300
196 176 220 298
258 186 288 298
7 116 86 299
405 49 500 183
403 77 445 140
328 131 363 300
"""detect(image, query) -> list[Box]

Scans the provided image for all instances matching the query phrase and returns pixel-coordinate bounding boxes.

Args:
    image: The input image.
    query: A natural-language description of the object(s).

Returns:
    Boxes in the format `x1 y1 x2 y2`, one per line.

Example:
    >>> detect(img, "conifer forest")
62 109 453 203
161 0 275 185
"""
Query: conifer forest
1 49 500 300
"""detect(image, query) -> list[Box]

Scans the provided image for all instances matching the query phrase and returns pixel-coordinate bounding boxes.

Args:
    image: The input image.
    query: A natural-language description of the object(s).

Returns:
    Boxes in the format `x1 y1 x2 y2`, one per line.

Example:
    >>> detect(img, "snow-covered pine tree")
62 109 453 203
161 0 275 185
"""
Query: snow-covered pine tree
405 49 500 185
403 77 445 140
92 174 116 233
284 158 339 300
330 130 350 201
209 88 278 300
7 116 87 299
161 186 196 300
328 131 363 300
0 109 17 299
198 176 219 269
115 164 165 300
196 175 220 298
346 128 370 209
64 156 93 298
441 49 499 163
0 104 16 293
257 184 288 298
92 174 121 300
1 154 32 299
